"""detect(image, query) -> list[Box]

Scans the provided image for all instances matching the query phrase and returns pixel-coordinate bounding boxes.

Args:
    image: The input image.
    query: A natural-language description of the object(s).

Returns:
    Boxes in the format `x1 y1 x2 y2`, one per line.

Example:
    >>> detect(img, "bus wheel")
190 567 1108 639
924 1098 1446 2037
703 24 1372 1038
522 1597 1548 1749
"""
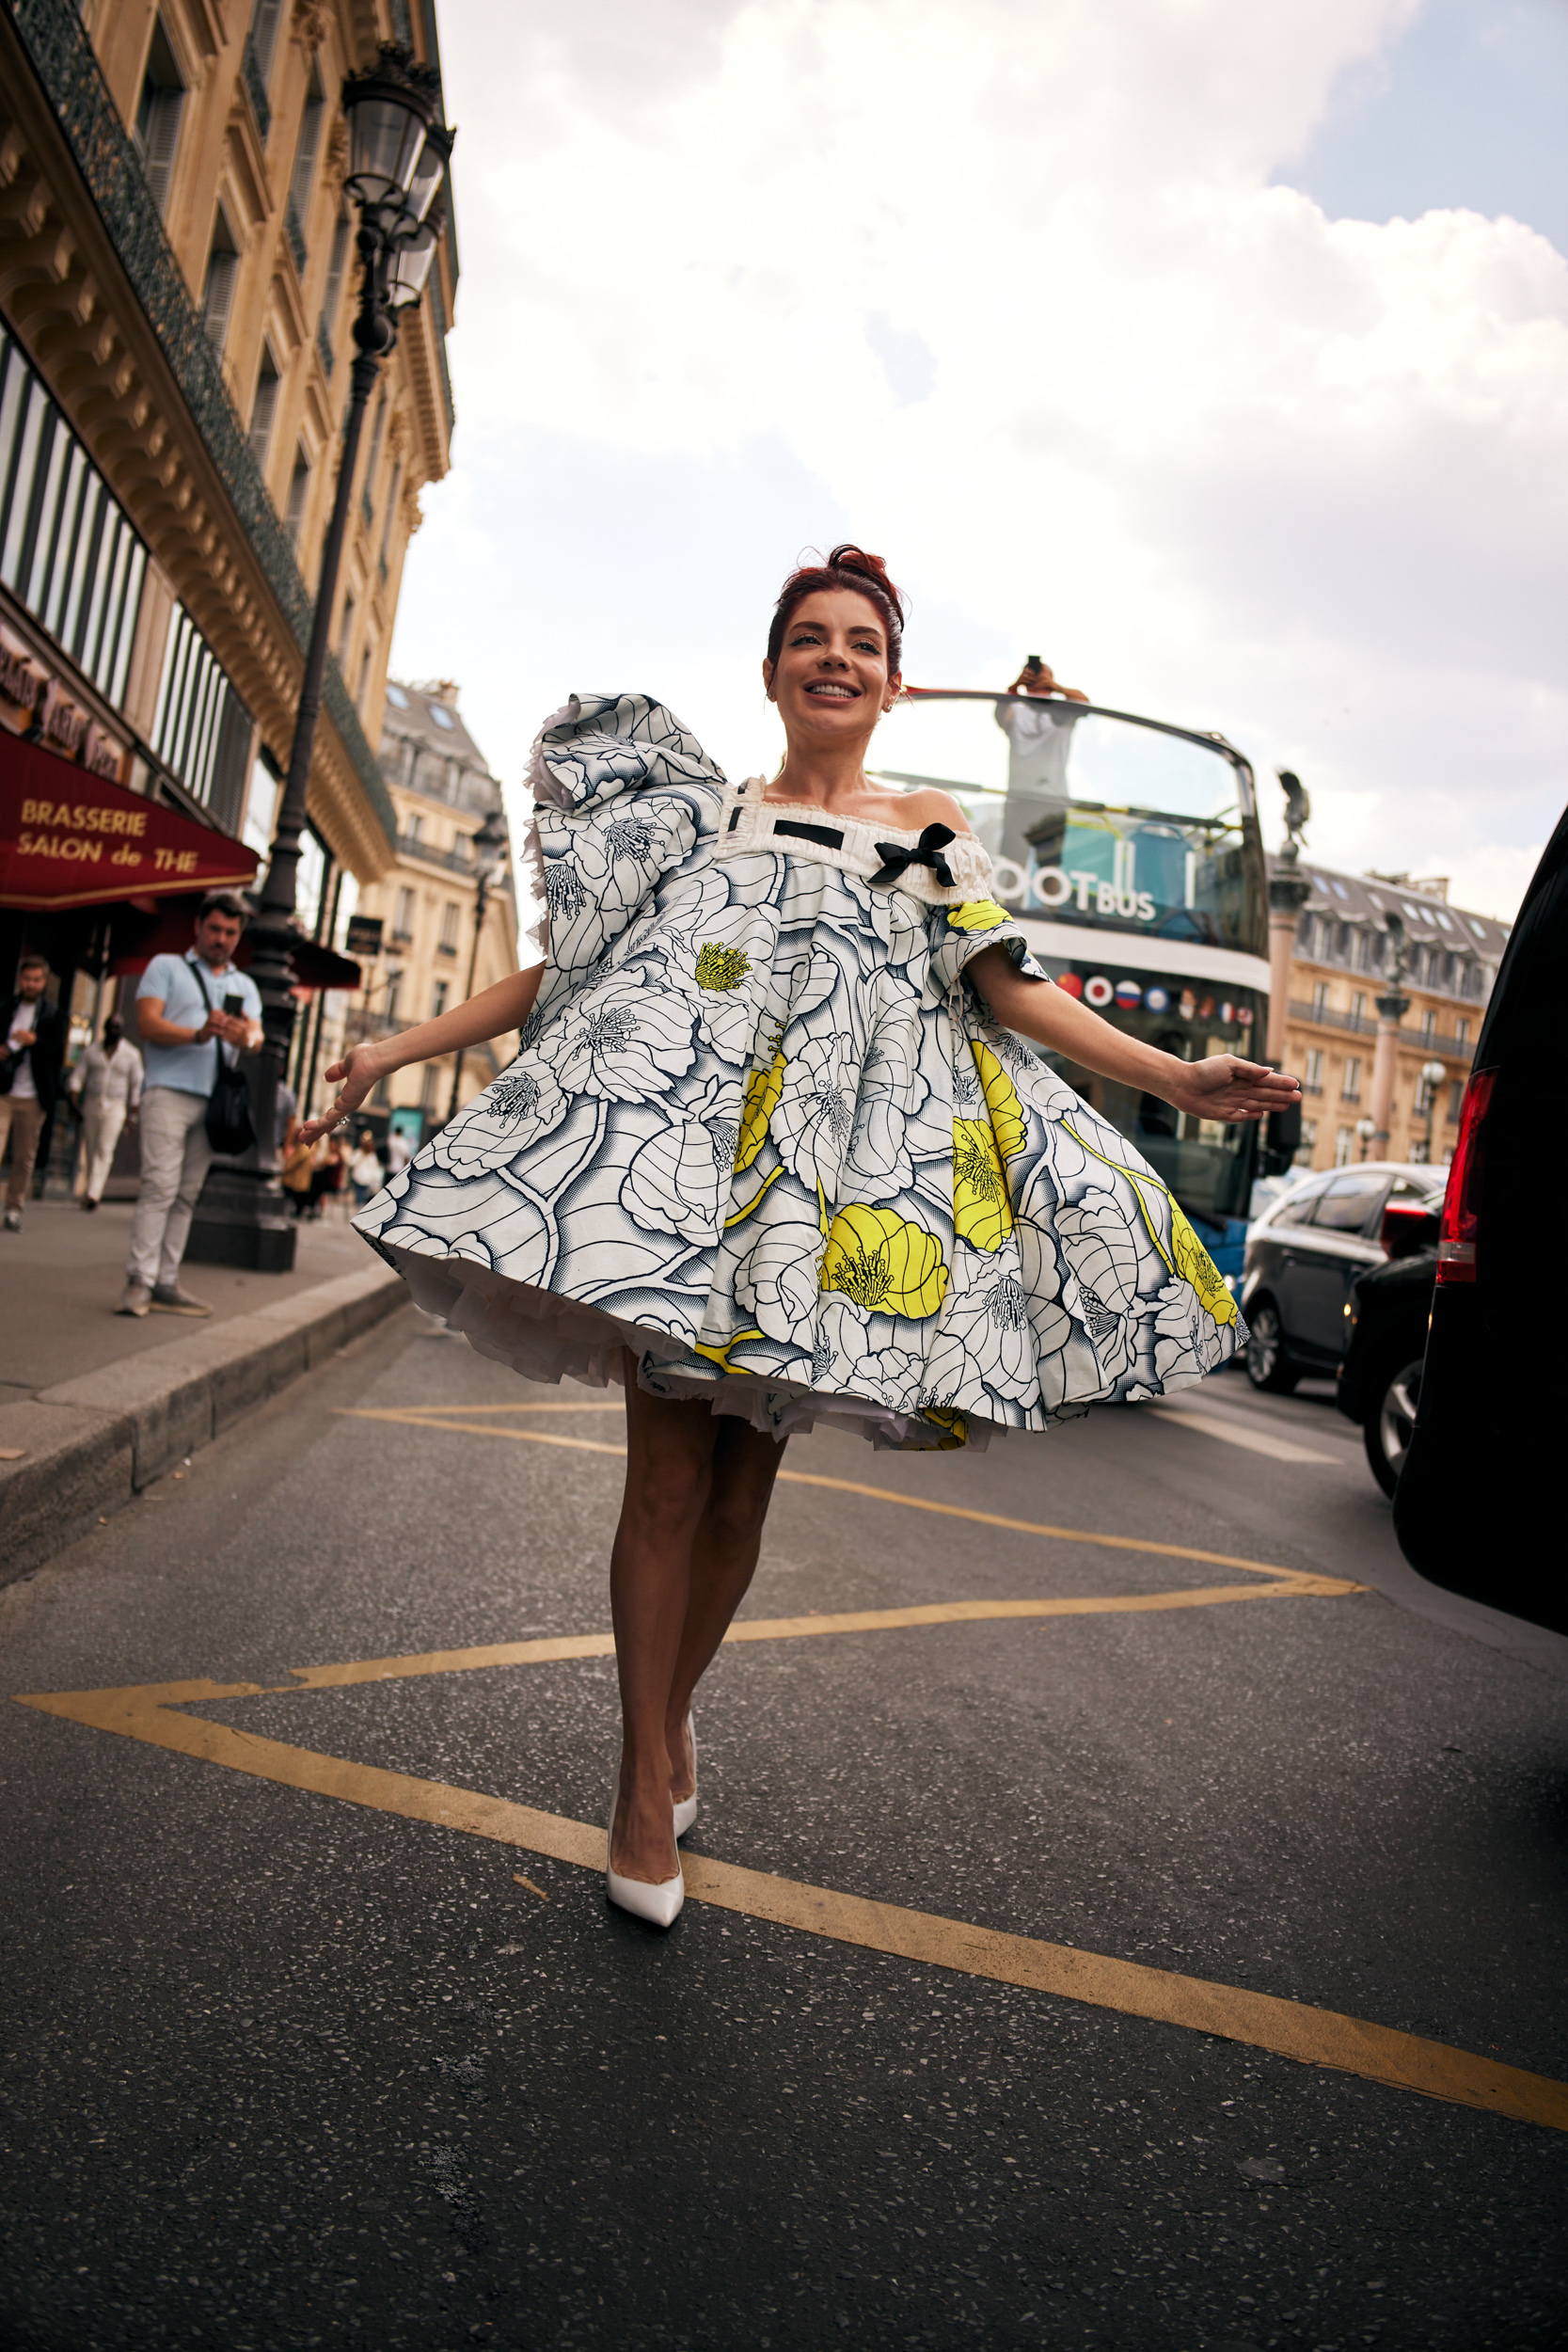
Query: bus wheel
1244 1299 1298 1393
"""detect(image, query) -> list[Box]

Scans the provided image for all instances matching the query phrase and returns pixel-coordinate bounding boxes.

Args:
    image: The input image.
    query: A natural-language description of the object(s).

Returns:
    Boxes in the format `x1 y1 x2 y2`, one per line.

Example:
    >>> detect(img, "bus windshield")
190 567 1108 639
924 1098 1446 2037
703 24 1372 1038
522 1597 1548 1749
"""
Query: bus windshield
869 691 1261 957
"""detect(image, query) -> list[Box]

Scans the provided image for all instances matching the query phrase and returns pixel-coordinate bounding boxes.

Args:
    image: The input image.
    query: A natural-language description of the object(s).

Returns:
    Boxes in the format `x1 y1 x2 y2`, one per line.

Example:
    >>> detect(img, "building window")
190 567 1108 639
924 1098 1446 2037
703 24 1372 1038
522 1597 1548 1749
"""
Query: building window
439 900 461 952
1339 1056 1361 1103
406 814 423 844
362 395 387 529
385 969 403 1024
0 320 148 709
378 460 402 580
1447 1079 1465 1124
201 212 240 351
393 886 416 941
1454 1015 1470 1046
1350 991 1366 1024
1310 980 1329 1016
420 1063 439 1111
357 641 373 711
1296 1119 1317 1165
284 445 309 547
134 19 184 217
336 590 355 667
317 207 351 374
150 603 254 827
248 0 283 82
248 344 279 466
432 979 449 1020
1303 1047 1323 1093
288 70 325 262
1419 1008 1436 1041
1335 1126 1354 1168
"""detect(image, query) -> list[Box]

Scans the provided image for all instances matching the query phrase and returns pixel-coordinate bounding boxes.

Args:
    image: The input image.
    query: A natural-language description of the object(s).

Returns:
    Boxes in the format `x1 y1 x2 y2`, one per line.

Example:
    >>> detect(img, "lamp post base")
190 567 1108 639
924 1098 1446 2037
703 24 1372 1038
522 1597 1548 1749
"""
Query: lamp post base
185 1164 297 1272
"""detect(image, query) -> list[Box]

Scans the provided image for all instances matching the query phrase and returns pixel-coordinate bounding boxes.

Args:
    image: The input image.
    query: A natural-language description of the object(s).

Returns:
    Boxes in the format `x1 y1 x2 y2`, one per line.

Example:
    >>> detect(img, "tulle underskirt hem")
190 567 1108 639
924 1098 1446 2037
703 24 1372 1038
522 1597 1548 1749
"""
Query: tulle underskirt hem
372 1241 1050 1451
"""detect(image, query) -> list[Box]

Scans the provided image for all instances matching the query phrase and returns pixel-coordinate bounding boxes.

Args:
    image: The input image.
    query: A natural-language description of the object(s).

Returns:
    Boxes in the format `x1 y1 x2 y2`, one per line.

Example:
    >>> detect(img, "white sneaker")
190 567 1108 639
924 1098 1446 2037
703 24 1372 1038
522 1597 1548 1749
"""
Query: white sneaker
150 1282 213 1316
118 1282 151 1316
3 1209 20 1232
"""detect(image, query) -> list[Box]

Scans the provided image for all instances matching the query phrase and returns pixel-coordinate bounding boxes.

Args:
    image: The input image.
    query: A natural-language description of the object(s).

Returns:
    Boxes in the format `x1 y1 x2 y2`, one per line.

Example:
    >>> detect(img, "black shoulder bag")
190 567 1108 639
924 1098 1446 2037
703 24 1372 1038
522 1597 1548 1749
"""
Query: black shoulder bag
192 964 256 1156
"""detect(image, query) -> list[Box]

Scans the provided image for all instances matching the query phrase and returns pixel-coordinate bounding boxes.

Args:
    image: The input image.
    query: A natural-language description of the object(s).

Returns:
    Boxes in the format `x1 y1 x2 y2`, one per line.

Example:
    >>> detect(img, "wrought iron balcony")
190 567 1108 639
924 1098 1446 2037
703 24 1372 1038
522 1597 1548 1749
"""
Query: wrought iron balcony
397 829 474 876
285 194 306 278
242 35 271 142
8 0 394 847
315 313 336 379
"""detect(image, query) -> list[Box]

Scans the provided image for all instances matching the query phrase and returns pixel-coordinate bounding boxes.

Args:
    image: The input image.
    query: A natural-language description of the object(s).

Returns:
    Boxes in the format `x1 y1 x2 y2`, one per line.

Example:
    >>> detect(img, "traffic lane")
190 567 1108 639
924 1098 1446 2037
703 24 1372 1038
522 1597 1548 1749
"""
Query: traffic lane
3 1323 1566 2351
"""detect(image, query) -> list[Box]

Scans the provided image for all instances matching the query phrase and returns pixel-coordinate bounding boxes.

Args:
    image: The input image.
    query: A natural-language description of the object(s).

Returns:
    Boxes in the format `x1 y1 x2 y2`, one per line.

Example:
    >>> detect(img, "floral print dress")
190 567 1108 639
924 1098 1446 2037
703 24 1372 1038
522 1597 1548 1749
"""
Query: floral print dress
355 692 1242 1450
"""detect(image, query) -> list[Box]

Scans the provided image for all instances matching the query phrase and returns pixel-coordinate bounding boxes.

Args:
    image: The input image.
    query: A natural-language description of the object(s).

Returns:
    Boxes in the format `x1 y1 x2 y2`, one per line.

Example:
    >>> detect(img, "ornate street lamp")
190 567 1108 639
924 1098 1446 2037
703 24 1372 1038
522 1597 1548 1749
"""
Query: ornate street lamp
223 46 451 1270
447 805 510 1122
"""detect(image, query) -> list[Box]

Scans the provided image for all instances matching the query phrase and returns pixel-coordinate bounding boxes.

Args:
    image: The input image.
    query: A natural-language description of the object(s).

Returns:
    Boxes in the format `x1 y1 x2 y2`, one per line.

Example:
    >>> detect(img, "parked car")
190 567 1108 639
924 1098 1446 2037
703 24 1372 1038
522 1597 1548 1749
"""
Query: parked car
1239 1162 1448 1394
1335 1196 1441 1493
1394 802 1568 1633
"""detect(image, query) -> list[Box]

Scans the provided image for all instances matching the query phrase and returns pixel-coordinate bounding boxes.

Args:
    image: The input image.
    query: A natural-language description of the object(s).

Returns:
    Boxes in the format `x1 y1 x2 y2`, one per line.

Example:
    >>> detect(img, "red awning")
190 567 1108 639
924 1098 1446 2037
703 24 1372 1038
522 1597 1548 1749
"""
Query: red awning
0 729 258 910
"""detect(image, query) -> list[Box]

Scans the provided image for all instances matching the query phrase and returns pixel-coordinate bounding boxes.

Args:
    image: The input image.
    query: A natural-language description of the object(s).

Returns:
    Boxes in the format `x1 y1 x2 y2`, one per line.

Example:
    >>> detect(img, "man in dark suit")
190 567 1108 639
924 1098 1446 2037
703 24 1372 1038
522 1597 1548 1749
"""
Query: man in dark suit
2 952 68 1231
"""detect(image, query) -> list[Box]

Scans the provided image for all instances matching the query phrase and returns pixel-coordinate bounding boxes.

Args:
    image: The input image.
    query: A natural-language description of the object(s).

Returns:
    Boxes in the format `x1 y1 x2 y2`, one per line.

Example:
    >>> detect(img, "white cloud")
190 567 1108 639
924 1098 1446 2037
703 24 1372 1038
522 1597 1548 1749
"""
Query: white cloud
393 0 1565 921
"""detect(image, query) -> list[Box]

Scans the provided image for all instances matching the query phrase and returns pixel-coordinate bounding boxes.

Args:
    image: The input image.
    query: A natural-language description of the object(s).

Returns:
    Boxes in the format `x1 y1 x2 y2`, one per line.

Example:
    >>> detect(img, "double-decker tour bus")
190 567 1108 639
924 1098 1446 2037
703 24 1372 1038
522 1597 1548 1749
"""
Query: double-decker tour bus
871 687 1275 1288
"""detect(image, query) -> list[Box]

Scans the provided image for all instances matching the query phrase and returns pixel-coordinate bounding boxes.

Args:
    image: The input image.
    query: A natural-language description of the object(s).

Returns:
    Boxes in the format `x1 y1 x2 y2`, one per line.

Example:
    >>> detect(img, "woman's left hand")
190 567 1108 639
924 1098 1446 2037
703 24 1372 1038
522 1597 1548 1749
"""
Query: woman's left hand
1166 1056 1302 1123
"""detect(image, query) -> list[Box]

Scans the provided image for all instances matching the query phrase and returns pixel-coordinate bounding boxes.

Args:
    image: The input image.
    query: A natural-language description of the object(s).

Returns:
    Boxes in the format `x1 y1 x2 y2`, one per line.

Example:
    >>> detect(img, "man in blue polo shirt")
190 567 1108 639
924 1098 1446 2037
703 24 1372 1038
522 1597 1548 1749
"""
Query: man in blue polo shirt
120 892 263 1317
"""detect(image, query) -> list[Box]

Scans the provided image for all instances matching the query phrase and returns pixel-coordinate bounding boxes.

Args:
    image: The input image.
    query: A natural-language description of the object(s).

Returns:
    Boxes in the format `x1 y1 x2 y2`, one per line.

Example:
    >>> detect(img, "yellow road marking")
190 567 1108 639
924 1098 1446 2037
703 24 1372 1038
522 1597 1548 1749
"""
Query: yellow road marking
12 1671 1565 2134
337 1407 1337 1585
274 1581 1354 1692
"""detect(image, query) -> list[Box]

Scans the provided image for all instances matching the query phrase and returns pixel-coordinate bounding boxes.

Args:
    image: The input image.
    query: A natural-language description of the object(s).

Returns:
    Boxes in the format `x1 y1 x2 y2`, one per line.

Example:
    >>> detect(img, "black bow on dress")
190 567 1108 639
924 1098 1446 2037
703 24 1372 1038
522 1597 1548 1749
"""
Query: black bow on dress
869 823 957 890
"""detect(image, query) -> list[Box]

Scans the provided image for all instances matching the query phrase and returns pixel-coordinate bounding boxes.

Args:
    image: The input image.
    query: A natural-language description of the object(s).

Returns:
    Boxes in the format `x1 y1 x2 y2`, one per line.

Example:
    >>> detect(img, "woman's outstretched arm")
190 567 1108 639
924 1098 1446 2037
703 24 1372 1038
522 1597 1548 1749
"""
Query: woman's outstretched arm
967 946 1300 1123
298 961 546 1145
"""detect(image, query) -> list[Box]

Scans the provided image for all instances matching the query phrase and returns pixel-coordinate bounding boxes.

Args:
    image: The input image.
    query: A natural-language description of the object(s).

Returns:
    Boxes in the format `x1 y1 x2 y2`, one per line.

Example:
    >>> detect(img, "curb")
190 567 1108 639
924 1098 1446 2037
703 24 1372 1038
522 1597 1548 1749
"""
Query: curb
0 1264 407 1585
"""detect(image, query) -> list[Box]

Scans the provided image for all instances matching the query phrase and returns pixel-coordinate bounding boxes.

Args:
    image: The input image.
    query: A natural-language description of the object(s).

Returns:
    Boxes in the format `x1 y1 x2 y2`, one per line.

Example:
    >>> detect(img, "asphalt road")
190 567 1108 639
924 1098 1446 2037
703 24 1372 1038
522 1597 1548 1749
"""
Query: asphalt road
2 1307 1565 2352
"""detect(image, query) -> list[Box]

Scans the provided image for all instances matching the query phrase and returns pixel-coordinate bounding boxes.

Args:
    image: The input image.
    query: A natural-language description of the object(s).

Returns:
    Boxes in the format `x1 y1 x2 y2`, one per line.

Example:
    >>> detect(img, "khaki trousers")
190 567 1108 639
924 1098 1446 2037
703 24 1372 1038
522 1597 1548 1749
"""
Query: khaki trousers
0 1093 46 1211
127 1087 211 1290
78 1101 128 1202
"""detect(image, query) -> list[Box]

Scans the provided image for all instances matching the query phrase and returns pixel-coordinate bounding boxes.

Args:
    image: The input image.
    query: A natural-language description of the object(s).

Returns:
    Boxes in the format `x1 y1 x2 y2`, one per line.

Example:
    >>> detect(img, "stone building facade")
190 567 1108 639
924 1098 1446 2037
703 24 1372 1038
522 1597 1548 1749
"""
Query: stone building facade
1275 858 1511 1172
0 0 456 907
339 675 518 1140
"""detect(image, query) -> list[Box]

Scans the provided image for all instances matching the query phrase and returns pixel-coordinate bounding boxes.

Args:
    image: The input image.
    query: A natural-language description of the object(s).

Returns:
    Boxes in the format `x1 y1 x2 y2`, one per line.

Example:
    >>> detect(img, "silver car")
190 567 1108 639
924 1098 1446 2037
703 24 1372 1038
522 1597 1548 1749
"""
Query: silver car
1239 1161 1448 1393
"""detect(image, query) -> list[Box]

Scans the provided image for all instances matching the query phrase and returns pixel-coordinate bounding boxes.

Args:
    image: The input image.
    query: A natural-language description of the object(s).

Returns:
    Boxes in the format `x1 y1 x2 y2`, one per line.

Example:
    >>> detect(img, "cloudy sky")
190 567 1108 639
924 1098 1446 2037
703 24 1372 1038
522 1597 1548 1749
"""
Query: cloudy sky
388 0 1567 921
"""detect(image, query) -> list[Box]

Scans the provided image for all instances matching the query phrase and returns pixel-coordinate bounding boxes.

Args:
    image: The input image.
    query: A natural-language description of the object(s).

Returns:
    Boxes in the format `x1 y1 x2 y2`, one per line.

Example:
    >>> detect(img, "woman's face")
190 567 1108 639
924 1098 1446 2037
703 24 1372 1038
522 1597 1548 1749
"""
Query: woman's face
763 589 899 751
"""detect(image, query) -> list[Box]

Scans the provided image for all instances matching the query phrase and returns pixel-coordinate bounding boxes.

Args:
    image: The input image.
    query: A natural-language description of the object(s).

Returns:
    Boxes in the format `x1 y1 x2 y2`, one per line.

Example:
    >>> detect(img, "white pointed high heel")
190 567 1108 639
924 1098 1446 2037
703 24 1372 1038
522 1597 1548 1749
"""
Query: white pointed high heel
673 1713 697 1841
606 1773 685 1929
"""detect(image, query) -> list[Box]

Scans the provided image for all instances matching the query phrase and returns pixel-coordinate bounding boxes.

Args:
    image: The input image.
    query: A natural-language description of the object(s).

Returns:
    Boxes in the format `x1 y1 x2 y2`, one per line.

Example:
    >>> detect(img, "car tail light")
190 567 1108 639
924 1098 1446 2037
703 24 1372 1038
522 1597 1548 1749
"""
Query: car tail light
1436 1067 1497 1284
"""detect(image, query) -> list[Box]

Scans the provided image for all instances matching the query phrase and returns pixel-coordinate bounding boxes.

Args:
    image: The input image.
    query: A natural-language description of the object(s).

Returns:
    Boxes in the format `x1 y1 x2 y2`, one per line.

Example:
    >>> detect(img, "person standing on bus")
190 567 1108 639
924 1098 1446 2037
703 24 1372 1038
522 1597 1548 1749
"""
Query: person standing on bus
994 658 1090 867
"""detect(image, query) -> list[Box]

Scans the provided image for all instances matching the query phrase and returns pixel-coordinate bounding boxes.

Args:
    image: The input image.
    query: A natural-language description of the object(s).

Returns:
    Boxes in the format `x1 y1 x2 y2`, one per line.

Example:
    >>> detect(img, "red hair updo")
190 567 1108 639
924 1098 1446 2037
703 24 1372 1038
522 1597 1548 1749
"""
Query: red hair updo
766 544 907 678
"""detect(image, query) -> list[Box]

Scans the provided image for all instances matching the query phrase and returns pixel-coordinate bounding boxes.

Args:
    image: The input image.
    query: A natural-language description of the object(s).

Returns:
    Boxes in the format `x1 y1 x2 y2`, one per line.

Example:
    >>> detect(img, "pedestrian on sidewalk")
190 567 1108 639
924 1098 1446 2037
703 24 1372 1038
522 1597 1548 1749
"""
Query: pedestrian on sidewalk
384 1126 411 1178
349 1128 384 1211
70 1014 143 1210
299 545 1302 1928
119 893 262 1319
1 953 67 1232
307 1130 347 1219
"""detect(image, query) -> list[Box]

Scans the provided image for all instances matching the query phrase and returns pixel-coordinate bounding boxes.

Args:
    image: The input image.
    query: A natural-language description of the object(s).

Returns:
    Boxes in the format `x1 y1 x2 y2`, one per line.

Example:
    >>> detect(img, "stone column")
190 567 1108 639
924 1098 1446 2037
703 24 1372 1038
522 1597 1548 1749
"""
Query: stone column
1266 866 1310 1064
1368 986 1410 1156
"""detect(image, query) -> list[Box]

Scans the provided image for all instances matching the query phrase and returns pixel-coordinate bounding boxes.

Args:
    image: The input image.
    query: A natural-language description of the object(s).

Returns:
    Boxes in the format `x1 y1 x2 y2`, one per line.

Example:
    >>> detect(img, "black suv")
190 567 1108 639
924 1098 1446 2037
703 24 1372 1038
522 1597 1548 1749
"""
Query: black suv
1395 802 1568 1633
1240 1162 1447 1394
1335 1195 1441 1494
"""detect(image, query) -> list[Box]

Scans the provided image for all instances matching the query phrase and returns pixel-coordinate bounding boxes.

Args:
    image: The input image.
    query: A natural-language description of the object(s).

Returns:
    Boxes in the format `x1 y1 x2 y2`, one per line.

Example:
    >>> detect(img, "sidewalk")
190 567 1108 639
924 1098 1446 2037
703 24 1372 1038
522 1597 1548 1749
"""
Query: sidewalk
0 1200 406 1581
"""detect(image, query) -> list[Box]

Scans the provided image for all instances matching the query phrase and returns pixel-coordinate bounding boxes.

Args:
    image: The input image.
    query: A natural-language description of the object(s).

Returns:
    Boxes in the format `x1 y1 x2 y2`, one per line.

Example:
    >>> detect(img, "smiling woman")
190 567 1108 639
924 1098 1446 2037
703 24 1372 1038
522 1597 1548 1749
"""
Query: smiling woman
301 543 1298 1926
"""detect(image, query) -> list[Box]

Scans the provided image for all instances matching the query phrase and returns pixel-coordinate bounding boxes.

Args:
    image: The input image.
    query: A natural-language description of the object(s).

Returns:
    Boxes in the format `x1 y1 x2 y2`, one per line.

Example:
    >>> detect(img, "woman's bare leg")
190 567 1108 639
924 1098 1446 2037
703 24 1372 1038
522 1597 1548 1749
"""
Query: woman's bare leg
664 1417 786 1804
610 1363 785 1882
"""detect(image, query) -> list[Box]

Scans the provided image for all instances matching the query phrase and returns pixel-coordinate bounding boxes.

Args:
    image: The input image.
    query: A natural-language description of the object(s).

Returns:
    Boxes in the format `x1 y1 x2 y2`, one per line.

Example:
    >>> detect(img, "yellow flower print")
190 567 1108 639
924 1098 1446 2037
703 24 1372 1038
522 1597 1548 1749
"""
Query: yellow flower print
820 1204 949 1319
953 1041 1028 1250
1170 1203 1238 1327
696 941 752 992
953 1120 1012 1250
733 1047 784 1171
693 1327 765 1374
971 1040 1027 1160
946 900 1009 933
920 1406 970 1450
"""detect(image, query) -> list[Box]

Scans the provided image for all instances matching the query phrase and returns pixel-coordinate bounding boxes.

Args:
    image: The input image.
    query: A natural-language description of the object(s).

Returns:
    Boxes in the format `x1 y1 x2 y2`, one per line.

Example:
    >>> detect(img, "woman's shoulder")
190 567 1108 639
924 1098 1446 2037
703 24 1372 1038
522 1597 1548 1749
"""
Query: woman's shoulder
888 785 974 839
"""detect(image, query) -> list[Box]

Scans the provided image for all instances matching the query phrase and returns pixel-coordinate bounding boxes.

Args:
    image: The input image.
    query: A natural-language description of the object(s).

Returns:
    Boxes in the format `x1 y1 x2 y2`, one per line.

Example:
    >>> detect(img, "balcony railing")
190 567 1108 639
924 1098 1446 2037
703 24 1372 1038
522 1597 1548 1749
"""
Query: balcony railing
315 313 335 378
341 1008 403 1042
242 34 271 141
397 830 473 877
1290 999 1475 1061
8 0 394 847
285 194 306 278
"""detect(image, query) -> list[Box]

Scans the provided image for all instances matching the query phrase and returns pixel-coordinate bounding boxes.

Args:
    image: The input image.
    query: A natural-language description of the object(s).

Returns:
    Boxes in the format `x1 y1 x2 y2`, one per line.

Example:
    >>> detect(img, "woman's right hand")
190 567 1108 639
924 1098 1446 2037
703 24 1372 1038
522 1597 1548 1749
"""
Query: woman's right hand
298 1043 385 1148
